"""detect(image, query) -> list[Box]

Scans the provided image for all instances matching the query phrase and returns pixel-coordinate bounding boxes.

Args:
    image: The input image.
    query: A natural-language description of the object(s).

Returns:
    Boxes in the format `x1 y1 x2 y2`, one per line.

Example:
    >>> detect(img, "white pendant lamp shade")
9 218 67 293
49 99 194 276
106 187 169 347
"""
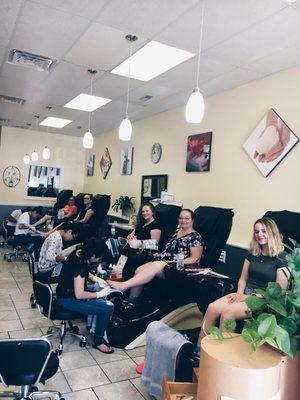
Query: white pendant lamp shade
185 87 205 123
83 130 94 149
31 150 38 162
42 146 50 159
23 154 30 164
118 117 132 141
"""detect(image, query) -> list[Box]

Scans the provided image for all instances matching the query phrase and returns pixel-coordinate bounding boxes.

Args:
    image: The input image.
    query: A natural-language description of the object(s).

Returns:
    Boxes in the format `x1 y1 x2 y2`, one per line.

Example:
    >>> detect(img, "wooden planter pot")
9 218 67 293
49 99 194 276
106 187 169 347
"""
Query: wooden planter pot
197 335 282 400
279 335 300 400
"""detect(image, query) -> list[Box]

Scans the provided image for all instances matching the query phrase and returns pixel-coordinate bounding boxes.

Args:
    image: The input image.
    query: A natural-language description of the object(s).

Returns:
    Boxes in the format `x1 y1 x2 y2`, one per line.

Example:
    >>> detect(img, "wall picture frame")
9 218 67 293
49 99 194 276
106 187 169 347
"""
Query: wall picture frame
120 147 134 175
186 132 212 172
99 148 112 179
243 109 299 177
86 154 95 176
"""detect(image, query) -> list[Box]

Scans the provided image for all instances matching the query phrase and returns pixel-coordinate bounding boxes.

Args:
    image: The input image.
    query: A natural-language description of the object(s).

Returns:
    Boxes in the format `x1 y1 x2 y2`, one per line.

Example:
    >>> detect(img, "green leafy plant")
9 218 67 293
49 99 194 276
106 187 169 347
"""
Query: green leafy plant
112 196 135 215
210 239 300 358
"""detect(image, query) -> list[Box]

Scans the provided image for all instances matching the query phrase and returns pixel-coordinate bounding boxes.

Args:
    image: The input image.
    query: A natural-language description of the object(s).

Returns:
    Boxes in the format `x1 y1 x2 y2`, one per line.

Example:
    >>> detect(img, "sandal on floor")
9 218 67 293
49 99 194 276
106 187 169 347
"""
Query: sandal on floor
92 341 114 354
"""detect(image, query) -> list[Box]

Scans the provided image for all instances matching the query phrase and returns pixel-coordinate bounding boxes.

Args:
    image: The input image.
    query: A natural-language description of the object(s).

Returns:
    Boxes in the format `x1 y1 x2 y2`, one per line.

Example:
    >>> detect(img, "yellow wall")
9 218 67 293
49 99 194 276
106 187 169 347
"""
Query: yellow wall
83 67 300 246
0 126 85 206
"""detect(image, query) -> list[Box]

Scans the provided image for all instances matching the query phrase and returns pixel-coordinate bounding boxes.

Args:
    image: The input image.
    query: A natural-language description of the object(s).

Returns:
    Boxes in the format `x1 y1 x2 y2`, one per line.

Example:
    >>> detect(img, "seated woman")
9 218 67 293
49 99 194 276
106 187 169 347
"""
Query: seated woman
197 217 289 344
56 238 114 354
109 209 204 302
58 196 78 221
123 203 161 280
75 194 96 239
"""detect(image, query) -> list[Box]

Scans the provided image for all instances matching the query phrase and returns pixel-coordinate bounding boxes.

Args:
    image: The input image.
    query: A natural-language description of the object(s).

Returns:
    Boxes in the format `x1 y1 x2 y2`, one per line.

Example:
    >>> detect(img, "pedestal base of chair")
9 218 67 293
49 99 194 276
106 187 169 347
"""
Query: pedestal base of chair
279 335 300 400
197 335 281 400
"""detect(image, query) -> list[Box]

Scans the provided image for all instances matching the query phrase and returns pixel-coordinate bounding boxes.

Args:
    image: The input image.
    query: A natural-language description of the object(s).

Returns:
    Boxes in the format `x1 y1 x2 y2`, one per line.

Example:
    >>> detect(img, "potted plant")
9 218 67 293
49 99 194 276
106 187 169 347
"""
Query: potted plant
210 239 300 359
112 196 135 218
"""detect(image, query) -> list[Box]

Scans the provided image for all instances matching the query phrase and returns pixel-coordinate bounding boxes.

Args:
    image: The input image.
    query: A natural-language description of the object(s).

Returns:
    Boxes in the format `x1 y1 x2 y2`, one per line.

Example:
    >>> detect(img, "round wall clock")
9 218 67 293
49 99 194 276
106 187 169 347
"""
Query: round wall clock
151 143 162 164
2 166 21 188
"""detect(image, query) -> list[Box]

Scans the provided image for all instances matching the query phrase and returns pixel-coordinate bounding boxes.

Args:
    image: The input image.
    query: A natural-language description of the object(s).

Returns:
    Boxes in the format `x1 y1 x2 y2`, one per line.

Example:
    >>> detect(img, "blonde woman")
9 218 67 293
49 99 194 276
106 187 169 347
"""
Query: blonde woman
198 217 289 343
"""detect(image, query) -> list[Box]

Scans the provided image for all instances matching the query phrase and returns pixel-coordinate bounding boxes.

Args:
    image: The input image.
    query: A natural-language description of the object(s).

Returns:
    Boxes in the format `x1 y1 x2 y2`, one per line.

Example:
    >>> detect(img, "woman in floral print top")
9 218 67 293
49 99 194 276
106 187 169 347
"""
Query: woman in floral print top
109 209 204 301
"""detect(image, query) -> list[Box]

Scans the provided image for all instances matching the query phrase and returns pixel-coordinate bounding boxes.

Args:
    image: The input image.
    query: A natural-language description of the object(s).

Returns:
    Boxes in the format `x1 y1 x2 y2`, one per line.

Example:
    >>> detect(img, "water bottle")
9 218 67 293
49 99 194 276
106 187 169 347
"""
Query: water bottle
176 248 185 271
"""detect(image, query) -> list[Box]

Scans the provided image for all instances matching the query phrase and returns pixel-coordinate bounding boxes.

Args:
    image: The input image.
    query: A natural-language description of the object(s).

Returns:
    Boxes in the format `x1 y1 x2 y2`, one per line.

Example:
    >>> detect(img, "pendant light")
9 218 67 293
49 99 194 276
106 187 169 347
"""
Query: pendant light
185 0 205 123
31 150 38 162
42 146 50 159
83 69 96 149
23 154 30 164
119 34 137 141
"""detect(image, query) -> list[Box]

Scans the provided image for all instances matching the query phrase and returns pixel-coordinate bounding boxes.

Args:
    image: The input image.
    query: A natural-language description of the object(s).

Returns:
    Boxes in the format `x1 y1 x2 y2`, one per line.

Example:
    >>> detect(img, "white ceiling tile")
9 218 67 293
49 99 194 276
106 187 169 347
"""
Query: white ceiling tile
245 42 300 76
96 0 198 39
33 61 100 106
0 0 22 47
119 82 178 106
31 0 109 20
201 67 262 97
156 0 286 52
204 6 300 67
88 72 144 100
10 1 90 59
64 22 147 71
150 56 235 92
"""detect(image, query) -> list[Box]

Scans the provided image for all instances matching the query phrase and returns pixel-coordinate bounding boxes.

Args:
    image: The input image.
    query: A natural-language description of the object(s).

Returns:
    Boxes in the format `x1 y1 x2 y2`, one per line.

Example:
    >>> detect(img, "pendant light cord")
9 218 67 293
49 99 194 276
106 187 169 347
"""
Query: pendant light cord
125 42 133 117
88 72 94 131
196 0 205 88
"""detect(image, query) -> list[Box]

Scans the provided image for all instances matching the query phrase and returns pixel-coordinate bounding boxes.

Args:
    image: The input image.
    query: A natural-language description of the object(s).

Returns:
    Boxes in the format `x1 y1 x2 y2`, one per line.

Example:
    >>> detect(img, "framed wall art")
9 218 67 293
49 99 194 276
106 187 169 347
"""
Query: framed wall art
99 148 112 179
120 147 134 175
86 154 95 176
243 108 299 177
186 132 212 172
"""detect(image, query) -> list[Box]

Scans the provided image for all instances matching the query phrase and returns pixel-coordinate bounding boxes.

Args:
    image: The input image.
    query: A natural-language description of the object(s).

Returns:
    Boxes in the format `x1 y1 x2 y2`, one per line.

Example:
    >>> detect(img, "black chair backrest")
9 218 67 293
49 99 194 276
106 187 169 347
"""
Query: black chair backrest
54 189 73 213
264 210 300 248
193 205 234 268
92 194 111 231
0 338 52 386
155 204 182 251
33 281 53 319
74 193 86 212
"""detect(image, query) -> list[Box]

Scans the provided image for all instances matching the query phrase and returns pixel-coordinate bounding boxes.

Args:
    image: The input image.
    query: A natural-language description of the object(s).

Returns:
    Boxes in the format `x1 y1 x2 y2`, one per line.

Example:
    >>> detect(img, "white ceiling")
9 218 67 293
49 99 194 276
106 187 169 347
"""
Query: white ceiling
0 0 300 136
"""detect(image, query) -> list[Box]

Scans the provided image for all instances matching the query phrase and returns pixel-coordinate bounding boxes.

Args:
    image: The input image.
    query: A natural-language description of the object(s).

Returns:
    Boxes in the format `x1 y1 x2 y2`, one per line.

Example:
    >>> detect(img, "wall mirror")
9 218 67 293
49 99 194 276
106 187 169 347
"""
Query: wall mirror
141 174 168 204
26 165 61 198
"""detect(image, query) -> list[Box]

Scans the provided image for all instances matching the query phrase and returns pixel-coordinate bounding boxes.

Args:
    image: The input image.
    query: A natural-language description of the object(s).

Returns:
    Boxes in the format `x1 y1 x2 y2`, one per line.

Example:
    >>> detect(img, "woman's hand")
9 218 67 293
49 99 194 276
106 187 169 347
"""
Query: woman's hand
127 232 136 241
227 292 246 304
128 239 142 249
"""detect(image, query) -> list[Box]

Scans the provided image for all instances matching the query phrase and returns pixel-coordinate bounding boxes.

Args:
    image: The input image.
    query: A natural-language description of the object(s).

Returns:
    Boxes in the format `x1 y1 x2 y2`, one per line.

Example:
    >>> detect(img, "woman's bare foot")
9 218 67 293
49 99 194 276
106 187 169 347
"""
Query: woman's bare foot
107 280 127 292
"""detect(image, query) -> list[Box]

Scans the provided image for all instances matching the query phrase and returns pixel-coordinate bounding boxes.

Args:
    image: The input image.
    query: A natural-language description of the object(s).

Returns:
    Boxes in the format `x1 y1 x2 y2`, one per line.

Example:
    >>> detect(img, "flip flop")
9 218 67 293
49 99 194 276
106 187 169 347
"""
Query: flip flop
92 343 114 354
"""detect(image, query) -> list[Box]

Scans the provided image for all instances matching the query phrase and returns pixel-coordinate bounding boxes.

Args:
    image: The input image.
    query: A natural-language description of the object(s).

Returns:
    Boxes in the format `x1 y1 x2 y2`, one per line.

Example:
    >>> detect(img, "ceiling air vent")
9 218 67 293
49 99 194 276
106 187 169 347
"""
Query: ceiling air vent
0 118 10 125
0 95 26 105
139 95 153 102
7 49 57 72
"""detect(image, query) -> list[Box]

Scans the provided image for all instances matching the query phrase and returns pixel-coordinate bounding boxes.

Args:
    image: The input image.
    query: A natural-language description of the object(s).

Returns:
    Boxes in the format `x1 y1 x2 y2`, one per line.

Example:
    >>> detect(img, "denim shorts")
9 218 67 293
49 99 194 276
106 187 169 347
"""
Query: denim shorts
244 286 257 296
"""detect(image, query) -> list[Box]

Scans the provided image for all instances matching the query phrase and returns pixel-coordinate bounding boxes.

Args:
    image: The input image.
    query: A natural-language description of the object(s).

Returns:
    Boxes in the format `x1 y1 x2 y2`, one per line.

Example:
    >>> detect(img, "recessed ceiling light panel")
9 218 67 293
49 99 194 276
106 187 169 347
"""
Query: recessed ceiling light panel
64 93 111 112
40 117 72 128
111 40 194 82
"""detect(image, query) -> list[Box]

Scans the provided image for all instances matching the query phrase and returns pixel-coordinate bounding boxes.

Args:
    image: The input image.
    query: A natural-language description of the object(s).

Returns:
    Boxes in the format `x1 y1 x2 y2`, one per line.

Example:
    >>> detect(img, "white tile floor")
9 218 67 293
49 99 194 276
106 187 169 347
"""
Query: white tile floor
0 249 153 400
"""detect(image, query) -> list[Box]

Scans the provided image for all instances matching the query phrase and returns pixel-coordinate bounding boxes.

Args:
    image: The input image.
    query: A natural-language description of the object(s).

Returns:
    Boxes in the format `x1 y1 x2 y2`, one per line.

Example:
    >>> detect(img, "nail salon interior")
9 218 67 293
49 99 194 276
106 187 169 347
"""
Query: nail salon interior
0 1 299 399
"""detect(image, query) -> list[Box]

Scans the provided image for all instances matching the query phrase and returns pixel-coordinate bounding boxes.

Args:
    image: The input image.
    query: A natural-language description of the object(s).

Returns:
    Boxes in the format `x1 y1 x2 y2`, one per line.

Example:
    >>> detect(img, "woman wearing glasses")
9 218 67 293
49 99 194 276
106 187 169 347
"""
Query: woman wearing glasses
109 209 204 302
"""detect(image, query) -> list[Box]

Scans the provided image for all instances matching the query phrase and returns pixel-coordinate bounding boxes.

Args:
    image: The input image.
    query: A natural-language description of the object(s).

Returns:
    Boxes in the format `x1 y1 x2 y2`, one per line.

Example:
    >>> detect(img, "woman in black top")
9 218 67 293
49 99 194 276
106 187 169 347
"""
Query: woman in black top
76 194 97 239
56 238 114 354
198 217 289 343
123 203 161 280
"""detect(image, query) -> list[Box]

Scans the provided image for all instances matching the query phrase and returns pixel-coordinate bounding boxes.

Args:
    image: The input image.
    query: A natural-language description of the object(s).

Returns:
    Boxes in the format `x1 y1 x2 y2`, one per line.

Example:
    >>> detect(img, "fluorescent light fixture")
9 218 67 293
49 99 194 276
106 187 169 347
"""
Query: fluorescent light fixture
40 117 72 128
111 41 194 82
64 93 111 112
